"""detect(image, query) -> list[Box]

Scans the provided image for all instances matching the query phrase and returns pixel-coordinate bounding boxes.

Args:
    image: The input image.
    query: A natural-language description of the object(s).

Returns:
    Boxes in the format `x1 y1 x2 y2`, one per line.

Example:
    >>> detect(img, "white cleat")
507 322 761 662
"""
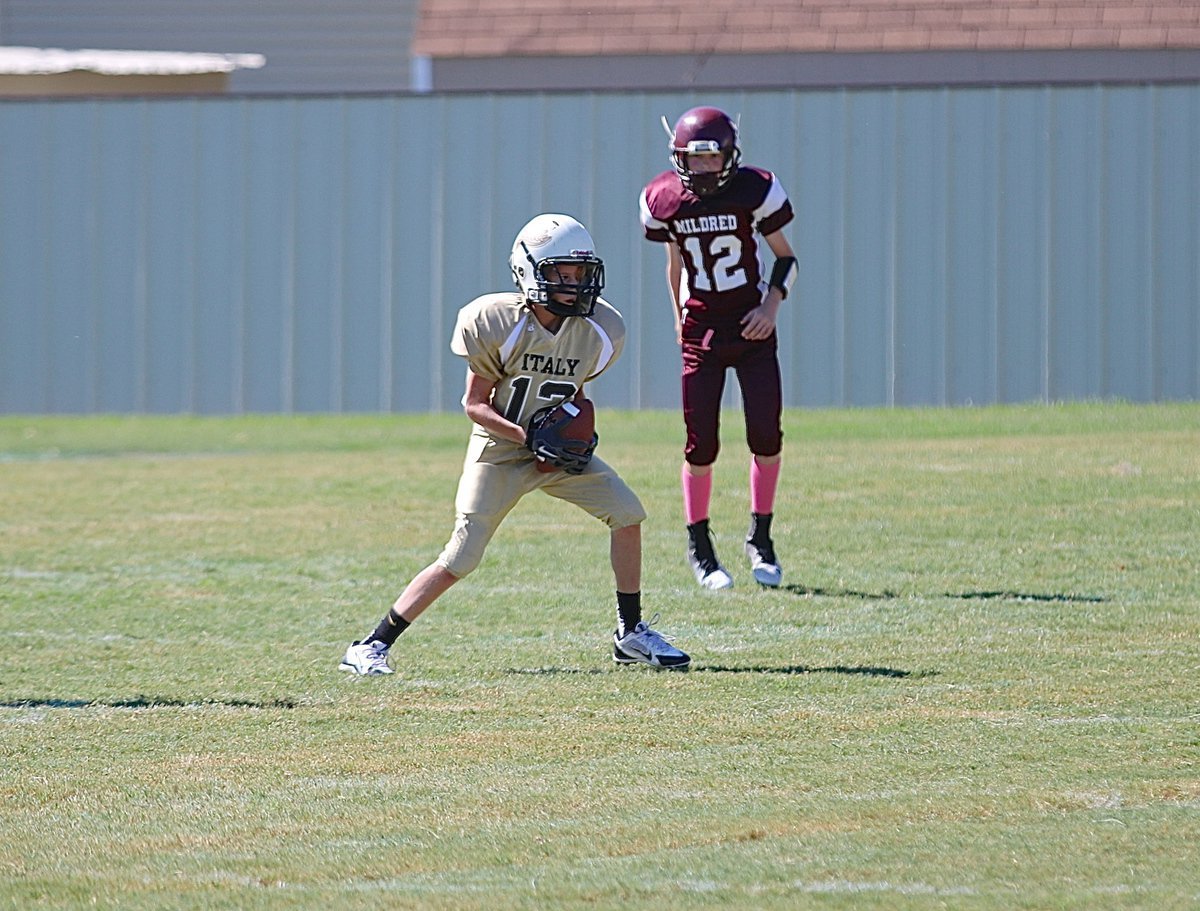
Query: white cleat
745 513 782 587
613 615 691 670
687 519 734 590
691 558 735 590
339 640 394 676
745 540 783 587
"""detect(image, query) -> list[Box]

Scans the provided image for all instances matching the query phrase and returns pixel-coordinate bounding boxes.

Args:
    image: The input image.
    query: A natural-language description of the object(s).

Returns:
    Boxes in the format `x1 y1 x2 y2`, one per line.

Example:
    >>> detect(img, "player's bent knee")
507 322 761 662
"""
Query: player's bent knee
436 553 478 579
601 487 647 529
436 514 496 579
433 559 468 580
606 501 647 529
607 515 645 531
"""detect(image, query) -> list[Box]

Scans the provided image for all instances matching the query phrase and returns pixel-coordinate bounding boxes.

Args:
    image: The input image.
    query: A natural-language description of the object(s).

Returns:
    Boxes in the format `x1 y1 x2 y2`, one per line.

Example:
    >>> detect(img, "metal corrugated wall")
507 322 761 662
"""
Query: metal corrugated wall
1 86 1197 414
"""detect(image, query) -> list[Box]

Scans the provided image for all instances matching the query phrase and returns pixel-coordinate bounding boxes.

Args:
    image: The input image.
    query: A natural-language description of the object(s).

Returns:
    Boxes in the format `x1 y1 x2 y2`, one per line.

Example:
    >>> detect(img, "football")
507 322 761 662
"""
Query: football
534 398 596 473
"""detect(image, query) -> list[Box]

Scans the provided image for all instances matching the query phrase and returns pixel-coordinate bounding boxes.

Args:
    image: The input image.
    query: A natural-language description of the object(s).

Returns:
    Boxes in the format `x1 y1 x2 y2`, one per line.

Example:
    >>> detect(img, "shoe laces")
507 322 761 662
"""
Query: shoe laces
364 640 390 668
636 613 674 645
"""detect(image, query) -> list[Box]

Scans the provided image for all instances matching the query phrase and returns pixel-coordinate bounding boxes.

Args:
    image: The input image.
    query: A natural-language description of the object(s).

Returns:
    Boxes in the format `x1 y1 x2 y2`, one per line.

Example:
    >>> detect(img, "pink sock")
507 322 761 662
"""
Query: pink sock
682 465 712 525
750 456 781 515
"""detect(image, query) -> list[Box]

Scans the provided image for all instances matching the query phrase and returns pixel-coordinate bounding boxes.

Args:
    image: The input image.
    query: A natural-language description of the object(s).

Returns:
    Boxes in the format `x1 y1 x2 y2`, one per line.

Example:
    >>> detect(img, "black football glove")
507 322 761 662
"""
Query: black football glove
526 403 598 475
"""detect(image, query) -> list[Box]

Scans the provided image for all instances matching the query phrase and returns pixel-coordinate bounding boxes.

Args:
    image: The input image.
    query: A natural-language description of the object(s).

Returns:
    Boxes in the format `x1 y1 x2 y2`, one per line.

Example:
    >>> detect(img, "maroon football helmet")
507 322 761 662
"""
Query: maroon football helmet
667 106 741 197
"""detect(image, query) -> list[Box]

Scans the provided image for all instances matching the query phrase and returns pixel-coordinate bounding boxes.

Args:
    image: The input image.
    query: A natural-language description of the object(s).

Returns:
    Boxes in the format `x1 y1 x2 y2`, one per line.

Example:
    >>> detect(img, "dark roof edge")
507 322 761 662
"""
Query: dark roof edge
421 49 1200 93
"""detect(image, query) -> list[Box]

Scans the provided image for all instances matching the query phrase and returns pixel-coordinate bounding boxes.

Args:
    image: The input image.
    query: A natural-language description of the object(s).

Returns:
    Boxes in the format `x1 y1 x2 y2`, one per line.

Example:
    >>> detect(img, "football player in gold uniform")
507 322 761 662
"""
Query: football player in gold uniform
341 214 690 674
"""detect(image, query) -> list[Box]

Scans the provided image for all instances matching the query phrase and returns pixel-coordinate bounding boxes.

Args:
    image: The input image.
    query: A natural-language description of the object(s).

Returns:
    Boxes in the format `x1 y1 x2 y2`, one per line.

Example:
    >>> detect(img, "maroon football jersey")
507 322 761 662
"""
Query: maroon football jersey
640 167 794 328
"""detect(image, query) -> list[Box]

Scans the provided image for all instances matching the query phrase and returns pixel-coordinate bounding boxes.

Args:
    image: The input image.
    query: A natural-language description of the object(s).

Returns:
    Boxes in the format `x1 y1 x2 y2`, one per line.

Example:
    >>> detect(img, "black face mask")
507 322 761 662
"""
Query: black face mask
531 255 605 318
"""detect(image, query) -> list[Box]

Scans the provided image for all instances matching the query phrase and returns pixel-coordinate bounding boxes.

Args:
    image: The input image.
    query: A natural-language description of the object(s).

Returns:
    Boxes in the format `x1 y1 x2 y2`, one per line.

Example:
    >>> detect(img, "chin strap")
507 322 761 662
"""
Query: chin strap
768 256 798 299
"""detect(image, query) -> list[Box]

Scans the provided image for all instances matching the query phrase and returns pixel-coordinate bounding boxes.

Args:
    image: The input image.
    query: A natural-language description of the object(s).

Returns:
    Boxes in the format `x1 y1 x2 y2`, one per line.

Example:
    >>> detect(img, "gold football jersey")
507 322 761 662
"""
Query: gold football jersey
450 292 625 432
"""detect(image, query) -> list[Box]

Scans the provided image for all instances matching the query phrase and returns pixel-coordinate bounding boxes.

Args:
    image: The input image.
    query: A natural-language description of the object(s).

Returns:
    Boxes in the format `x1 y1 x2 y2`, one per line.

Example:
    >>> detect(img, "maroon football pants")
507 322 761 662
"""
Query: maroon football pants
680 326 783 466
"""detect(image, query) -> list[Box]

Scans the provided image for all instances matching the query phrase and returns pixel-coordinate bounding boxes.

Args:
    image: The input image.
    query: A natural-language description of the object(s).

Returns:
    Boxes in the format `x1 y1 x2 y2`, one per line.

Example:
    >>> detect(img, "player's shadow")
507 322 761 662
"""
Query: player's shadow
508 664 927 678
782 583 900 600
1 696 298 709
952 590 1106 604
694 663 925 678
781 584 1105 604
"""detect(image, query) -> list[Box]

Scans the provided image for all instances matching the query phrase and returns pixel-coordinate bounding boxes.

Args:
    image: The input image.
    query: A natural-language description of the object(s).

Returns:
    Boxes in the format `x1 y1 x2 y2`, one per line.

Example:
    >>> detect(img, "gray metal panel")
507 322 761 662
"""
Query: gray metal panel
1152 85 1200 400
289 98 343 412
894 89 949 406
390 96 439 412
240 98 295 412
340 98 394 413
193 99 245 413
844 90 896 406
92 103 145 411
1101 87 1155 402
2 0 420 94
791 91 847 409
0 103 45 412
44 103 94 412
2 86 1199 416
1047 88 1105 402
142 100 197 412
945 88 1000 406
996 88 1050 404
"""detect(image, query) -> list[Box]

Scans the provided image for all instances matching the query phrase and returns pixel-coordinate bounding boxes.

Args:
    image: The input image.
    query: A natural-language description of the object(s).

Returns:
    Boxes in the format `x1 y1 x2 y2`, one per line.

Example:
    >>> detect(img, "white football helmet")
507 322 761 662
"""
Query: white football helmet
510 213 605 318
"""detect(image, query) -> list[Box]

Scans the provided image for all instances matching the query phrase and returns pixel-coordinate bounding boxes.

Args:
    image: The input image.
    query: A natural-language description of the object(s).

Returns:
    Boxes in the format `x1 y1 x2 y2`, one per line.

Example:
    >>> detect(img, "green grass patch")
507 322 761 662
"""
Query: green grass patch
2 403 1198 909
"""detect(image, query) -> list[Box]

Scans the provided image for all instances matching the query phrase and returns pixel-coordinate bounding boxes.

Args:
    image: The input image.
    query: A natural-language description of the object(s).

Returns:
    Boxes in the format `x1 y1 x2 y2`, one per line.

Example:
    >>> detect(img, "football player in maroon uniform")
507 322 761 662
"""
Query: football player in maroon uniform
639 106 798 590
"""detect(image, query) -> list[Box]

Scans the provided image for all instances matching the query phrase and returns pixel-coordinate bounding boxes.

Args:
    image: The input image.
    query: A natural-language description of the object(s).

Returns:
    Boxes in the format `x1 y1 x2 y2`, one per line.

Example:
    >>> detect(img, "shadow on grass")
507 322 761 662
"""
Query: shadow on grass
508 665 929 678
782 584 1105 604
696 664 926 678
783 583 901 600
1 696 298 709
954 590 1106 603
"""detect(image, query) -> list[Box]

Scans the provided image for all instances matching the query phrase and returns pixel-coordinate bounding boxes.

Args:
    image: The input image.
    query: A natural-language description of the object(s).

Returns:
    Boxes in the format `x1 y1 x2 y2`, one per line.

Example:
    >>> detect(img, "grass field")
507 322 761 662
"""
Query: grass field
1 403 1198 910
